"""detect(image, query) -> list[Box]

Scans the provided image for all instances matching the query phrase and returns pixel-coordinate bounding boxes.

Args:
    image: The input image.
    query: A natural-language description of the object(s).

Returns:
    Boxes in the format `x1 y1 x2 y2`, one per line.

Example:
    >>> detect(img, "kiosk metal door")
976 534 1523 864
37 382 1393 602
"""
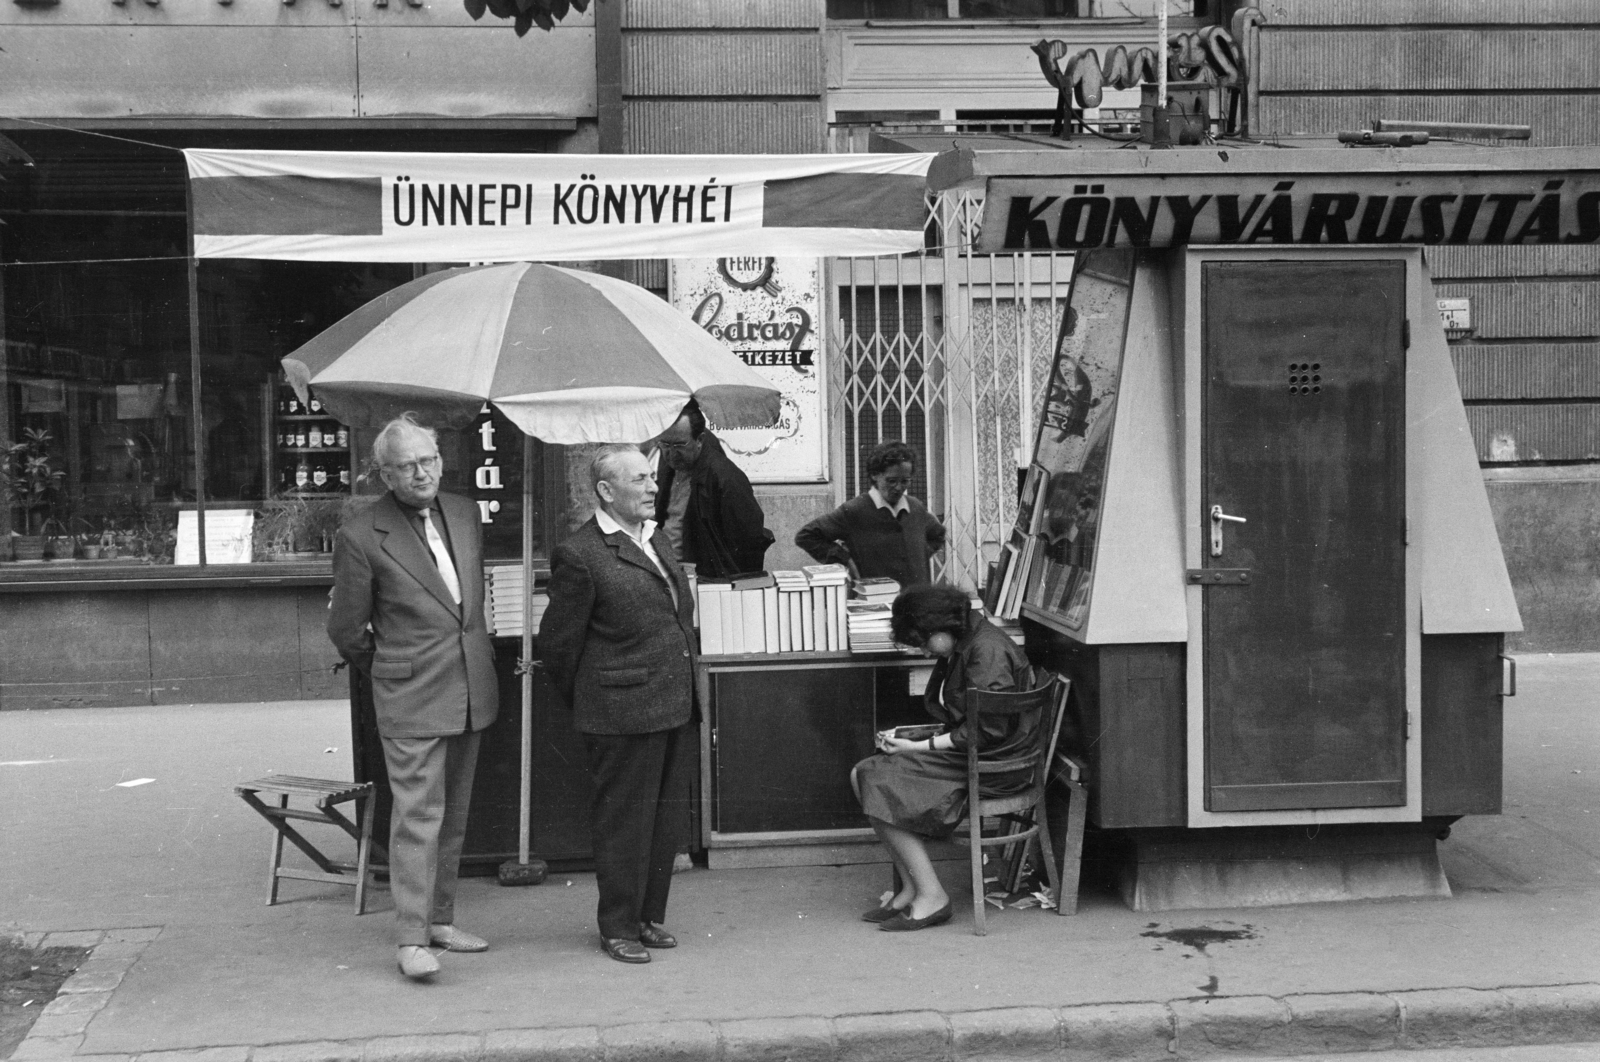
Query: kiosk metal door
1201 260 1406 813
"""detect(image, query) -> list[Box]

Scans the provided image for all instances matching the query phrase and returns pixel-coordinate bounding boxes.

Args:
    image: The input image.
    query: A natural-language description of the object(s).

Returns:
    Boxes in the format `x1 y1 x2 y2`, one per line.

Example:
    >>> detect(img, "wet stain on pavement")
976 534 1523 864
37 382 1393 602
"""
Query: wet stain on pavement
1140 923 1258 952
1140 923 1259 997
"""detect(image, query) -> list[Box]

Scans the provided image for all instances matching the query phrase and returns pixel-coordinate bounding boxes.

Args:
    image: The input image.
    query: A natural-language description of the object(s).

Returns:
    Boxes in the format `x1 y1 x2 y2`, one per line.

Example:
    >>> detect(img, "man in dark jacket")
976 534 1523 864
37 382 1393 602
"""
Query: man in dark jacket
541 444 698 965
652 402 773 578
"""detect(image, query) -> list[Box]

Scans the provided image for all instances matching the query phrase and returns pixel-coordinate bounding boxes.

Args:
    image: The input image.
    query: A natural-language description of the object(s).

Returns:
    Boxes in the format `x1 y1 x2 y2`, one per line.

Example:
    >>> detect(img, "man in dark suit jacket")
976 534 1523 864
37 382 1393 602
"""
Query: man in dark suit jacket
542 444 697 965
651 401 772 578
328 414 498 981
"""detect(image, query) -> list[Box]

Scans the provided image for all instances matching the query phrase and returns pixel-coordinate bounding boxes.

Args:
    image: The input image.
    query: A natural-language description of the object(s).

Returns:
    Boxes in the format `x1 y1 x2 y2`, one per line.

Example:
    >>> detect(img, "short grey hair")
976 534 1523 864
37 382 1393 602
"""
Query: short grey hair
372 413 438 467
590 443 643 497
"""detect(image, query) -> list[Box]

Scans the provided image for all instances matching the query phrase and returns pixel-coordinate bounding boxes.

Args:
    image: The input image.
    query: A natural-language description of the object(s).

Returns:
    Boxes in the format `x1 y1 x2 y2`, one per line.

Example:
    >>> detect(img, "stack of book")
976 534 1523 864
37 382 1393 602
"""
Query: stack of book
696 565 851 656
852 576 900 605
803 563 849 653
485 564 546 637
846 600 896 652
773 570 812 653
696 571 777 655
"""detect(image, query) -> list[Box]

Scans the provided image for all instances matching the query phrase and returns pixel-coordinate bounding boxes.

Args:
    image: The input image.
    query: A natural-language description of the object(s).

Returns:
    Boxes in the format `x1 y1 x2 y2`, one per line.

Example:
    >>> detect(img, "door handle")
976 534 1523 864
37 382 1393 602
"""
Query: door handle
1209 504 1247 557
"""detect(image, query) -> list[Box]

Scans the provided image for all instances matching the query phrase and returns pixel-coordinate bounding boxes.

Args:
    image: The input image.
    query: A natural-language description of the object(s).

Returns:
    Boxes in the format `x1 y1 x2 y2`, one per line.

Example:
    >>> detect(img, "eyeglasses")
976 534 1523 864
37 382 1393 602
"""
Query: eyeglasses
656 439 693 451
384 454 440 477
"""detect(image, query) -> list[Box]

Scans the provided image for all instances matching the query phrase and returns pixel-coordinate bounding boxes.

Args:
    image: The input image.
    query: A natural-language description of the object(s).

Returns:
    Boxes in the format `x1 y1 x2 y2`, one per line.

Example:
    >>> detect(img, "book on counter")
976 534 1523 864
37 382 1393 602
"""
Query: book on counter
852 576 900 603
846 600 896 652
692 567 856 657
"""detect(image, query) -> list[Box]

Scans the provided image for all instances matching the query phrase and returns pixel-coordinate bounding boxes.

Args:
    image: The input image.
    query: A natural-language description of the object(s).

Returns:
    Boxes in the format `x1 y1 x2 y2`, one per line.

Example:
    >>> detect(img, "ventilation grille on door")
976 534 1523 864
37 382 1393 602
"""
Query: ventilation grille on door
1288 362 1322 396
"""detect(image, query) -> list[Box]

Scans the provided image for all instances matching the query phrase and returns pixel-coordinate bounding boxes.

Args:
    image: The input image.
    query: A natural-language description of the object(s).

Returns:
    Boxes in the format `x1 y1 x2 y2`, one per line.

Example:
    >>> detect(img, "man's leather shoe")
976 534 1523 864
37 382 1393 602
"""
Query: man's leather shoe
638 922 677 948
601 937 651 964
428 924 488 952
397 945 440 980
879 901 954 932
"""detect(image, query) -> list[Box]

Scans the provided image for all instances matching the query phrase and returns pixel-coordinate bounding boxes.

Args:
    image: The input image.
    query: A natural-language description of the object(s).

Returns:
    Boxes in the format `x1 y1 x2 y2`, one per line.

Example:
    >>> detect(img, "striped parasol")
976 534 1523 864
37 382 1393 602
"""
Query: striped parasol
282 262 780 443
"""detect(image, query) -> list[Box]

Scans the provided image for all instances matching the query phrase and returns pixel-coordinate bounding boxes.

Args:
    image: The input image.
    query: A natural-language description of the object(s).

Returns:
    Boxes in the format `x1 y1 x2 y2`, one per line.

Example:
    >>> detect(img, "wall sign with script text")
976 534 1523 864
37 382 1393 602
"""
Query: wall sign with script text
670 257 826 483
979 174 1600 251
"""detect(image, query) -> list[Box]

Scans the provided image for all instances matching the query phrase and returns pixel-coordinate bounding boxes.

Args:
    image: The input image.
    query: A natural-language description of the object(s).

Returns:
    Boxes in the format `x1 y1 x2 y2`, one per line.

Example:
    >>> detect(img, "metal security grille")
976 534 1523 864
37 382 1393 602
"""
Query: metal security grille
829 191 1074 591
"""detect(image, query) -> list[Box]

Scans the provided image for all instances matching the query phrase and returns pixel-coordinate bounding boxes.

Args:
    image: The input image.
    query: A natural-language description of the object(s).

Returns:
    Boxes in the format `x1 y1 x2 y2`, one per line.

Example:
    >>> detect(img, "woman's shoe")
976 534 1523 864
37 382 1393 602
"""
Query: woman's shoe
861 903 907 923
878 901 953 932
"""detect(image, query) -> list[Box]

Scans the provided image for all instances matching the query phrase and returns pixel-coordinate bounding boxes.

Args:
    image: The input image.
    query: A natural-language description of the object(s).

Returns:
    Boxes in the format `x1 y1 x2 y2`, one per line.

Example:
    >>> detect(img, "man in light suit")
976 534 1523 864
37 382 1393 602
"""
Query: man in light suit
328 414 498 981
541 444 697 964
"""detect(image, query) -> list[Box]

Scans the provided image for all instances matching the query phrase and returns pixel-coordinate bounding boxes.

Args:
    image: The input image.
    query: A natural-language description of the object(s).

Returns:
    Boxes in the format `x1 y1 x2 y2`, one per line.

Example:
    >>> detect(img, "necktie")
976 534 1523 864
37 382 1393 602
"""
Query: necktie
421 508 462 605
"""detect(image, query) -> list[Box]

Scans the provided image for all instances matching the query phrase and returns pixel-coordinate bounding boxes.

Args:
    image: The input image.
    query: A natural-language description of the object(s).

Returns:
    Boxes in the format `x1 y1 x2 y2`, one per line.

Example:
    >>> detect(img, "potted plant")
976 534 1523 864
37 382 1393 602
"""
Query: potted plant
4 429 65 562
254 493 312 561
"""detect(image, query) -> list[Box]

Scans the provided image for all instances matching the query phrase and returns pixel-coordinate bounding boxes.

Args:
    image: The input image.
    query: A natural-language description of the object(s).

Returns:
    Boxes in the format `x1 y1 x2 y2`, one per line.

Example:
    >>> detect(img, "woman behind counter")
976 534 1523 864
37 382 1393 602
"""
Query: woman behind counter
795 441 946 586
849 583 1039 932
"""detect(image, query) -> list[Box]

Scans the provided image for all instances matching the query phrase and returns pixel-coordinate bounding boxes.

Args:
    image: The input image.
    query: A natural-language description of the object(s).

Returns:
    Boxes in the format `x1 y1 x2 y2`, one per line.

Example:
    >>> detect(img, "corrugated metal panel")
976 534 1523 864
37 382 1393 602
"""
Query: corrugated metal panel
624 0 820 30
624 100 823 153
1260 29 1600 92
1427 247 1600 280
624 33 821 96
1466 403 1600 462
1453 343 1600 400
1433 280 1600 340
1255 94 1600 146
1262 0 1600 26
624 260 668 291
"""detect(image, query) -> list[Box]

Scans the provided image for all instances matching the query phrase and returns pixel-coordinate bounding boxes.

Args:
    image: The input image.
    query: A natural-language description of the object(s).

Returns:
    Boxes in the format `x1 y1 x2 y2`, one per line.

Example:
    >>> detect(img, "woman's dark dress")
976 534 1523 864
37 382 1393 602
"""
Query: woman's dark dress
853 616 1038 838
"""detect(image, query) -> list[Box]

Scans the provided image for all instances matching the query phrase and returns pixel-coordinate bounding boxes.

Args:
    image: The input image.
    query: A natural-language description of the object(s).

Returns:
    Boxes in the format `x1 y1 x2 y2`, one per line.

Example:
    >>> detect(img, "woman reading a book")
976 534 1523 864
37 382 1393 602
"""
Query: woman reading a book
850 583 1038 931
795 441 946 587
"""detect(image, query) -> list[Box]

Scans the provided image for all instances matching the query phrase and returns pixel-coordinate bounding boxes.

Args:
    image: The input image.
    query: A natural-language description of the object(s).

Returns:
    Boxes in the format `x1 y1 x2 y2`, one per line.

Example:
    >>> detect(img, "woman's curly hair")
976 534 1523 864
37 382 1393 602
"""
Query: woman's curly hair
890 582 971 648
865 441 918 478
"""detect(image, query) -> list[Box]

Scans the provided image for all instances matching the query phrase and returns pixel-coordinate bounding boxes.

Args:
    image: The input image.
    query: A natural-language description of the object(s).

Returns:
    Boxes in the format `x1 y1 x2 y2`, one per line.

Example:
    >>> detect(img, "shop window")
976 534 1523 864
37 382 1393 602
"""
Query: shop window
2 141 557 570
2 208 193 564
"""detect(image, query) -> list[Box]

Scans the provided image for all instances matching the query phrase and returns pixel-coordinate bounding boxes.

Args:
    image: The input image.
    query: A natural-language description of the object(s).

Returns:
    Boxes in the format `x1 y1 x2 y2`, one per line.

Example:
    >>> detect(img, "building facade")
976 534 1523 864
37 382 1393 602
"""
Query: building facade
2 0 1595 711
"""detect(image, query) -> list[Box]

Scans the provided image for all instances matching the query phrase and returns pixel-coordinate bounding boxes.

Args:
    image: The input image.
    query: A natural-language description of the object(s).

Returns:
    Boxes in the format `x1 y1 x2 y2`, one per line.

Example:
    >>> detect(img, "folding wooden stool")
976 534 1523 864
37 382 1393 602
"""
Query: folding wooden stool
234 775 379 914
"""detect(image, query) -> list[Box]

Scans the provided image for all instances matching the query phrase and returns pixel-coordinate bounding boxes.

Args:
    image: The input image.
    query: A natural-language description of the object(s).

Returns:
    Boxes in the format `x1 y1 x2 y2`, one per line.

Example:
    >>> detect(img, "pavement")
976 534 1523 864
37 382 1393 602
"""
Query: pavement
2 653 1598 1062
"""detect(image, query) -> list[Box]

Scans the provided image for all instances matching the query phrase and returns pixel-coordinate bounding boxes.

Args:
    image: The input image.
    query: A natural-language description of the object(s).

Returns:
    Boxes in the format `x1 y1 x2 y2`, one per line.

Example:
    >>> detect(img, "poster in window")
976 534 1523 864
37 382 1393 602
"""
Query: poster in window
670 257 826 483
1019 250 1134 634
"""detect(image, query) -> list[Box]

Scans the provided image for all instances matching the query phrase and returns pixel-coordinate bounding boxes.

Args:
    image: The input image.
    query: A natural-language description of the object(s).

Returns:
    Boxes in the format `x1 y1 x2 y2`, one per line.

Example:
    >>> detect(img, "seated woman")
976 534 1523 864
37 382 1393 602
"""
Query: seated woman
850 583 1039 931
794 441 946 587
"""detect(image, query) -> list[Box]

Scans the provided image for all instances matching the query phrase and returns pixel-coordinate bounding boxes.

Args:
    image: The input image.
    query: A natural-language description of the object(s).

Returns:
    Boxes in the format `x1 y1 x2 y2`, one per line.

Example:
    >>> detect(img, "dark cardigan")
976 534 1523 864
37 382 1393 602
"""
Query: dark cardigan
794 493 946 587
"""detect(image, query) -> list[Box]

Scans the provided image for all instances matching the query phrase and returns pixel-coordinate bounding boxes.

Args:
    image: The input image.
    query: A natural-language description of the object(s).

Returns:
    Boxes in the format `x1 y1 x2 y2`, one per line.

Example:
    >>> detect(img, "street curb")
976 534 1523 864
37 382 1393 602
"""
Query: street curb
27 982 1600 1062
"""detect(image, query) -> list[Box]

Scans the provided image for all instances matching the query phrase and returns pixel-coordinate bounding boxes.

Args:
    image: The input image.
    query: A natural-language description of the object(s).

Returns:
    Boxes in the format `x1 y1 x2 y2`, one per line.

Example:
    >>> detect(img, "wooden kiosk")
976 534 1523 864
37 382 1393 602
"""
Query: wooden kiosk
910 138 1598 909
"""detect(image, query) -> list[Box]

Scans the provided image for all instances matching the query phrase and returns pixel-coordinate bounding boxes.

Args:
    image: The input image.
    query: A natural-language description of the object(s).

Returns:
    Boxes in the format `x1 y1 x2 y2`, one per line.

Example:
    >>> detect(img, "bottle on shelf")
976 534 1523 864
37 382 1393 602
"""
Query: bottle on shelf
294 458 310 491
308 425 323 449
312 460 329 490
309 394 323 414
286 393 301 415
338 466 351 487
294 427 307 448
335 427 349 448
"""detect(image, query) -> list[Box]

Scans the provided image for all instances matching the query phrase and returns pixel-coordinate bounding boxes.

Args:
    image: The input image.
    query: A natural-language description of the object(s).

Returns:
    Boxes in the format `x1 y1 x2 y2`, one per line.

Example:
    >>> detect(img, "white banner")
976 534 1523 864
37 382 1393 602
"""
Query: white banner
184 150 935 262
671 257 826 483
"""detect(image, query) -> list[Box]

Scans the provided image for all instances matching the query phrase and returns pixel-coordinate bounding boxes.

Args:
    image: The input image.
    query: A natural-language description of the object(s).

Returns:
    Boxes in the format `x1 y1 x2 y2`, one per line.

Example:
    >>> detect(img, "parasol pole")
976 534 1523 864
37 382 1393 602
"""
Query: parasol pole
498 429 547 887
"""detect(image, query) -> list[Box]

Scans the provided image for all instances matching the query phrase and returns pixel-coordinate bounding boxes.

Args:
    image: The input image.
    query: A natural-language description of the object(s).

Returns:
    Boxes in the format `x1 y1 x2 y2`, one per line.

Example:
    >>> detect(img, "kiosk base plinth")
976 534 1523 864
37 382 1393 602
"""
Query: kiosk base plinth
1116 824 1453 912
497 858 549 887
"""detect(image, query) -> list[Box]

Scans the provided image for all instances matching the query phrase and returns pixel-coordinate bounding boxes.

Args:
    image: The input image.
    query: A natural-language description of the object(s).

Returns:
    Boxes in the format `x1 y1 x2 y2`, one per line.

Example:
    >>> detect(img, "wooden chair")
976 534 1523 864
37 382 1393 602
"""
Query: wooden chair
1043 683 1089 916
956 678 1065 936
235 775 380 914
986 678 1089 916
